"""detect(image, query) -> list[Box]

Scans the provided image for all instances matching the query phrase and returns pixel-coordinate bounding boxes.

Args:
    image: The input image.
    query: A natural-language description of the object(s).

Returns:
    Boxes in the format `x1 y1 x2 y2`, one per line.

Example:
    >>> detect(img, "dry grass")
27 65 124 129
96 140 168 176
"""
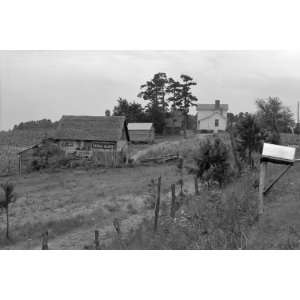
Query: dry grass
107 169 258 250
247 162 300 249
131 133 231 162
0 163 188 249
1 133 299 249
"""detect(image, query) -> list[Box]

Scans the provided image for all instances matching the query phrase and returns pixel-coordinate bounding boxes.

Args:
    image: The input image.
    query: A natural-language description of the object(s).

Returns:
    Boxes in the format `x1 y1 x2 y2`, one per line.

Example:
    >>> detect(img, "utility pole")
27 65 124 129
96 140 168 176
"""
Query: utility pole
0 77 2 131
295 101 300 135
297 101 299 124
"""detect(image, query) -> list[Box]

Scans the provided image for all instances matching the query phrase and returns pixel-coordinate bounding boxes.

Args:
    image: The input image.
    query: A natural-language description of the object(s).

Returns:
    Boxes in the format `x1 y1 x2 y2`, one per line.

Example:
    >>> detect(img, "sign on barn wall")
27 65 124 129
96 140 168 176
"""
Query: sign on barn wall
262 143 296 164
76 150 92 158
61 141 74 147
92 142 115 150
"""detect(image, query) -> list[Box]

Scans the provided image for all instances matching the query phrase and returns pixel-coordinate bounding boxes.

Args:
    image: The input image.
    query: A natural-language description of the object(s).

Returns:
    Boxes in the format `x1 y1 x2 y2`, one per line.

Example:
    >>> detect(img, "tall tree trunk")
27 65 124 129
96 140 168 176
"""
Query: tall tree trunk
6 207 9 239
162 94 166 135
183 113 187 139
248 147 253 168
229 127 242 174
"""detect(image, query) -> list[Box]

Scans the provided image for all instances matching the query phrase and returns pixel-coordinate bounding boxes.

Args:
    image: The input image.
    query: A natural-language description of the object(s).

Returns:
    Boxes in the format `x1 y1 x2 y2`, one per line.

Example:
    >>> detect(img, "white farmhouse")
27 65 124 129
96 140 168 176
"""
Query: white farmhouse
197 100 229 133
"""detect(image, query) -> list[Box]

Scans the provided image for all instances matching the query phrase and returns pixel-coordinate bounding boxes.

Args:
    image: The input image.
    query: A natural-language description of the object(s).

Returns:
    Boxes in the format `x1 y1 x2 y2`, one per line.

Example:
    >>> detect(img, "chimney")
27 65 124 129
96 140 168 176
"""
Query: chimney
215 99 220 110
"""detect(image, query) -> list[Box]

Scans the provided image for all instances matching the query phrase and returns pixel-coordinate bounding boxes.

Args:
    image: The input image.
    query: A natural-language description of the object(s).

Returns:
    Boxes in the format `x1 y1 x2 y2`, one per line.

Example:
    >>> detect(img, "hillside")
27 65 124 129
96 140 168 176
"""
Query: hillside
0 128 56 147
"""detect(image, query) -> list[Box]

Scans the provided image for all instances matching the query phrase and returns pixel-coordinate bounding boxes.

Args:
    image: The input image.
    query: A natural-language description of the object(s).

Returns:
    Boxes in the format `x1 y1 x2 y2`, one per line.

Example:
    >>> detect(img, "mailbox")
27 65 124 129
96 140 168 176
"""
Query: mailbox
261 143 296 165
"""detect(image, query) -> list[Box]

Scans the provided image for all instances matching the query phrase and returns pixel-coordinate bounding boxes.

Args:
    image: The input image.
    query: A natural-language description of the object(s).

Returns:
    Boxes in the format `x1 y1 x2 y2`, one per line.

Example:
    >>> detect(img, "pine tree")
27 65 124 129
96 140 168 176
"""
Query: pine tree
175 75 198 138
138 73 169 133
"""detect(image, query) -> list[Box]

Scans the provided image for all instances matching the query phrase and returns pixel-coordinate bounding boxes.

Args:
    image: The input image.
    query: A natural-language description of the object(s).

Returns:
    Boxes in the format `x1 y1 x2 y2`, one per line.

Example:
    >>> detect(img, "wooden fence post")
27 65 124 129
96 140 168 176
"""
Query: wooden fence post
18 154 22 176
113 218 121 235
258 161 267 216
154 176 162 232
194 176 199 195
42 231 49 250
94 230 100 250
170 183 176 218
178 157 184 196
113 218 125 249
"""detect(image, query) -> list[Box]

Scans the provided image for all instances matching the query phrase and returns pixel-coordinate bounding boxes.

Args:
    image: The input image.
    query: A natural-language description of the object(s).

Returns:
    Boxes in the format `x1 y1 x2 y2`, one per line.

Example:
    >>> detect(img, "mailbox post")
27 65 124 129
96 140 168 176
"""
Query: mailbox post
259 143 296 217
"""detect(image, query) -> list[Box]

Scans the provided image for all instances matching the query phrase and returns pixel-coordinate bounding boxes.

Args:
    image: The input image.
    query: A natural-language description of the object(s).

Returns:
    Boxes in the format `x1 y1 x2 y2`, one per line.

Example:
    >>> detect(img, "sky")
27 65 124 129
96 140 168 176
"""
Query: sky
1 50 300 130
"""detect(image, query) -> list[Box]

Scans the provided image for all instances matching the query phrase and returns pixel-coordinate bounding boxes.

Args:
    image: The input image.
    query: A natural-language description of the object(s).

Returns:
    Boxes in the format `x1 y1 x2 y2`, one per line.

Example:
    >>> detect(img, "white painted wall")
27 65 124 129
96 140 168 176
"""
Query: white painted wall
197 111 227 132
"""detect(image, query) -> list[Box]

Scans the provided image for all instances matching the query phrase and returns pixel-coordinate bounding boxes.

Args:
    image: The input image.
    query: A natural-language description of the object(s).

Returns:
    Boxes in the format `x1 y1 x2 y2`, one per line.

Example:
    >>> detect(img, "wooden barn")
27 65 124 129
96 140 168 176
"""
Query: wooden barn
54 115 130 165
18 115 130 173
128 123 155 143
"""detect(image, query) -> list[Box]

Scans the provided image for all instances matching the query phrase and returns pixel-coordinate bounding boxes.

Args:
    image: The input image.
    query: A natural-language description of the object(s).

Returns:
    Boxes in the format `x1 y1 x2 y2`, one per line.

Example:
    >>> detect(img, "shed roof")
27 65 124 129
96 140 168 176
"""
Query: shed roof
128 123 153 131
197 104 229 111
18 144 40 155
55 115 129 142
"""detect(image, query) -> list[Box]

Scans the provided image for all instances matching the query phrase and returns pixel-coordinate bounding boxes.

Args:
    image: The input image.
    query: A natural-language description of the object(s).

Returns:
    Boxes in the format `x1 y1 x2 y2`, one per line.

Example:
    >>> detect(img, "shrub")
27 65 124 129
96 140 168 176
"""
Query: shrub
235 113 265 166
193 137 233 188
127 203 138 215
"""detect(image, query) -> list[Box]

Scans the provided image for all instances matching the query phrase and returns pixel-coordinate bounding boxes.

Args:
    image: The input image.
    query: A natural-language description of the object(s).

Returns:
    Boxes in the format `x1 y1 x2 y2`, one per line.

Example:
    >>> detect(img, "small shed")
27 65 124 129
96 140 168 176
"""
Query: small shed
18 143 41 175
17 140 61 175
128 123 155 143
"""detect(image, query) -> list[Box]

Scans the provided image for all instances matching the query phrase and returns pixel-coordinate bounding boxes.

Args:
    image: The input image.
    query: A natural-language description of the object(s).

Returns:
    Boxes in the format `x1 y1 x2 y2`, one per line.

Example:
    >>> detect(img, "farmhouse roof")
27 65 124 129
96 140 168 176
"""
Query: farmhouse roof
128 123 153 130
55 115 129 142
197 104 229 111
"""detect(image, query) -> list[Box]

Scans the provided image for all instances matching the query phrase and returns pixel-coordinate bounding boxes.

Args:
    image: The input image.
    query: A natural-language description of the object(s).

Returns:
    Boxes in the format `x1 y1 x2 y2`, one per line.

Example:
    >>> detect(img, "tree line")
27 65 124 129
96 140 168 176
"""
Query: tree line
113 72 198 136
13 119 59 130
228 96 297 167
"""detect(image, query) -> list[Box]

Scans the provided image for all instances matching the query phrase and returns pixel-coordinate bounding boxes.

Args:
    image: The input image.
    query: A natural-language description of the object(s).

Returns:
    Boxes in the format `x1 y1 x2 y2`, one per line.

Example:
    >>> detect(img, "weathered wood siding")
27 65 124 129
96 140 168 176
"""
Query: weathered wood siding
19 147 37 174
19 138 129 173
58 139 127 167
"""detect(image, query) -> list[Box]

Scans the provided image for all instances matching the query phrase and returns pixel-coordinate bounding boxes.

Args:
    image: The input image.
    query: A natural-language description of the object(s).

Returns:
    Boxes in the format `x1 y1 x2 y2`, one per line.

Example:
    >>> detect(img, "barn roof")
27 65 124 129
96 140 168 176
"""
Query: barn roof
128 123 153 131
197 104 229 111
55 115 129 142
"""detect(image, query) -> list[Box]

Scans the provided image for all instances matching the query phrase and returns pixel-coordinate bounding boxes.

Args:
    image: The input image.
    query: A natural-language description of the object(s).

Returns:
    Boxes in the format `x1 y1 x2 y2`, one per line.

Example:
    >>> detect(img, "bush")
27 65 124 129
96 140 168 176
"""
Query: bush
235 113 265 166
193 137 233 187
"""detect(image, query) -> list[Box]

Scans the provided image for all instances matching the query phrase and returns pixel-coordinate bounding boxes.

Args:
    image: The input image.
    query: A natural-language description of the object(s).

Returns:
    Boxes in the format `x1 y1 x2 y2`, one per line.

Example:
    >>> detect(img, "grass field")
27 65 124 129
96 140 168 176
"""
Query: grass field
248 161 300 249
1 132 300 249
0 162 195 249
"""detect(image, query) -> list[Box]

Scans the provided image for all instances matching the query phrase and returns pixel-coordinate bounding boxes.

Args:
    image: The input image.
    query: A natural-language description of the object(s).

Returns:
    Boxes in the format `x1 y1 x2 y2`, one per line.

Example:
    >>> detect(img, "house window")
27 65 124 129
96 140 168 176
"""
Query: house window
215 119 219 127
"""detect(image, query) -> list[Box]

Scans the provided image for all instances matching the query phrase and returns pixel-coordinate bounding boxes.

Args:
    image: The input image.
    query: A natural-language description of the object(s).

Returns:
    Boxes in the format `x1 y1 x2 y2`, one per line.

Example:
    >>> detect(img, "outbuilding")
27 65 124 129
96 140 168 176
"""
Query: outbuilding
55 115 130 166
128 123 155 143
18 115 130 174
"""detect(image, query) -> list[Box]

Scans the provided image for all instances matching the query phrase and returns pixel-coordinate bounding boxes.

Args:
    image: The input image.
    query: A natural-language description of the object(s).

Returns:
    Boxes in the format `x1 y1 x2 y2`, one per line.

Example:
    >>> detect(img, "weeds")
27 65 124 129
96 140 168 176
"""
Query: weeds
107 171 258 250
